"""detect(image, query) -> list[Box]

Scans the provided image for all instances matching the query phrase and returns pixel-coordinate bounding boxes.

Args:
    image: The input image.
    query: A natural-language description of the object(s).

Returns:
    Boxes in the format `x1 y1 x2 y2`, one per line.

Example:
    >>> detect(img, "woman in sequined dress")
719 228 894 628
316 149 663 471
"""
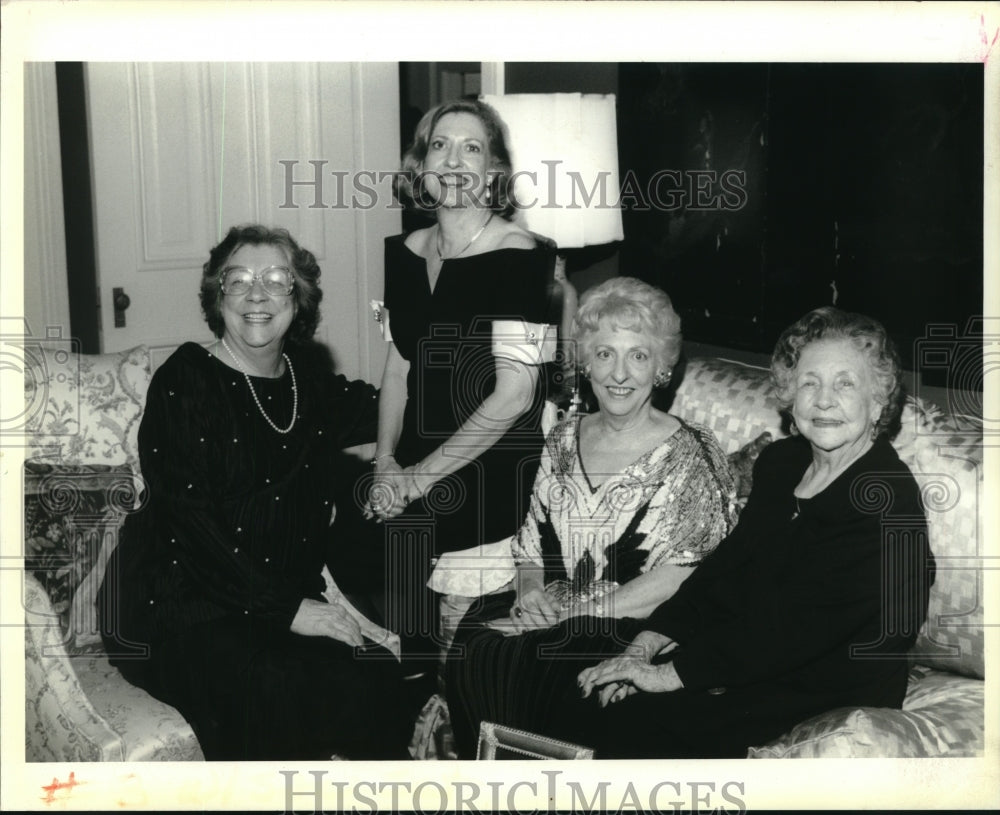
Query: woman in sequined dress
446 277 737 758
97 225 415 760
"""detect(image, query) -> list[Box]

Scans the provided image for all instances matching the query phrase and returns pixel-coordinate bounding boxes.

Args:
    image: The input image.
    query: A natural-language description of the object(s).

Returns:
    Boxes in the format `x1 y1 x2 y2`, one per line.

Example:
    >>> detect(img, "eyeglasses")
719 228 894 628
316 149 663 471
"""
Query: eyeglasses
220 266 295 296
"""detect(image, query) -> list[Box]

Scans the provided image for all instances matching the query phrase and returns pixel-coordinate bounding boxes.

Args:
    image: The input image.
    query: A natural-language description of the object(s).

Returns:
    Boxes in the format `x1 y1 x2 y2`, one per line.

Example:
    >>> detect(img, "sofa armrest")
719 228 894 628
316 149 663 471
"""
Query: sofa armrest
24 572 126 761
747 666 983 758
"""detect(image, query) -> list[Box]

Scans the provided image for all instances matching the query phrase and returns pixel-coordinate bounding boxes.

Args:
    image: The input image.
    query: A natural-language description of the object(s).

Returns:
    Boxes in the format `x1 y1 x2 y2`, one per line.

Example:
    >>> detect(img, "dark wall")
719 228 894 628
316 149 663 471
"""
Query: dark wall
55 62 101 354
617 63 984 379
505 63 618 96
393 61 984 391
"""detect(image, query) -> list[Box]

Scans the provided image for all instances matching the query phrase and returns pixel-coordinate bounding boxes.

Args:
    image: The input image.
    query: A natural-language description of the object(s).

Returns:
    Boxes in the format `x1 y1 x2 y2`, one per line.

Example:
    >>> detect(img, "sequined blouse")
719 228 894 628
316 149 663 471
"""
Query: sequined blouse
512 415 738 589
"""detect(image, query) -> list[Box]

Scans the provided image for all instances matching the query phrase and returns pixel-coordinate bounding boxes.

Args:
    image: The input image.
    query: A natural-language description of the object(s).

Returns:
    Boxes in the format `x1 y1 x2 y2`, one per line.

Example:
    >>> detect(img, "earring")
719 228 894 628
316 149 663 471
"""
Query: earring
870 420 879 441
579 364 592 381
653 370 672 388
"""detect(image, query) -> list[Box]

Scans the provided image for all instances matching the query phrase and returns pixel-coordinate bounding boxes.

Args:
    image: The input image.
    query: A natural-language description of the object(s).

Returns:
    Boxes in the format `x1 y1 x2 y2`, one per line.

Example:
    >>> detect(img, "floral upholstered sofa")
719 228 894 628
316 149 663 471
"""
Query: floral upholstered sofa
22 343 199 761
22 345 984 760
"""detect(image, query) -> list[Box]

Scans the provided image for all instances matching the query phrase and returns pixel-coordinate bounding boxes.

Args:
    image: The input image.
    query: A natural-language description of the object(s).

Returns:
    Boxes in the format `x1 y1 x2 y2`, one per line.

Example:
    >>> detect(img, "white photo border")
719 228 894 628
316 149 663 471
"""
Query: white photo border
2 1 997 811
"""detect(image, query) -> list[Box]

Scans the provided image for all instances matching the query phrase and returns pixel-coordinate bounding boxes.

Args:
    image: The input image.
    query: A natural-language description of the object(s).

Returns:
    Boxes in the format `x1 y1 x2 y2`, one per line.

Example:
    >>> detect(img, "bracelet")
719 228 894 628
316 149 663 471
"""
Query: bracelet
590 586 613 618
371 452 395 466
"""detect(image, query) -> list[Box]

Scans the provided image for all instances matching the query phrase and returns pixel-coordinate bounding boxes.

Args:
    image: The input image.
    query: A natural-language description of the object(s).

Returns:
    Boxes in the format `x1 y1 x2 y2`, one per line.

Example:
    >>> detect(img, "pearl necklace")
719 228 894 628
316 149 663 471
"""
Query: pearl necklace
220 338 298 434
436 212 494 260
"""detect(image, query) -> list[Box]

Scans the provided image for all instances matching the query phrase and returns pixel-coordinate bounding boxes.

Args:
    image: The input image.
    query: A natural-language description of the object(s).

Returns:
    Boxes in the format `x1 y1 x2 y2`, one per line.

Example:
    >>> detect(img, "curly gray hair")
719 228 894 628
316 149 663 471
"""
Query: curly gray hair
770 306 903 438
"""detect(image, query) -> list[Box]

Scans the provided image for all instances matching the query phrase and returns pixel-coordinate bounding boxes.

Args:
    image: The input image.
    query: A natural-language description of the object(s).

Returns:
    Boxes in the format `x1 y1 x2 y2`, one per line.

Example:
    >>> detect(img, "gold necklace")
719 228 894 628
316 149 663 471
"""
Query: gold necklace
436 212 494 260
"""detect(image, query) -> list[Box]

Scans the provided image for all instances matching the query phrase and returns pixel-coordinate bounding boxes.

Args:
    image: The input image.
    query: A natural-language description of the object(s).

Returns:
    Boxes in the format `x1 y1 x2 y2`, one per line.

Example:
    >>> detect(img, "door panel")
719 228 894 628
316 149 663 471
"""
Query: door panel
88 63 215 355
87 62 400 379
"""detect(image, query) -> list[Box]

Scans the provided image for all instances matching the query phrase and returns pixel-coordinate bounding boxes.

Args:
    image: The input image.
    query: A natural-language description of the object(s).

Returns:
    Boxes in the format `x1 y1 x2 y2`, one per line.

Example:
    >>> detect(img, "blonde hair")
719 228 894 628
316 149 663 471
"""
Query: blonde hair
574 277 682 376
392 99 517 218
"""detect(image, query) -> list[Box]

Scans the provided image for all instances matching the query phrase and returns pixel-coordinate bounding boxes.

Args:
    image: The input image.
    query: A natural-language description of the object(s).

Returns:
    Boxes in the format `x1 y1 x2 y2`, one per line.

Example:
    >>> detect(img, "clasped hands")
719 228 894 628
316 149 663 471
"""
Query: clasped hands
576 630 684 707
365 457 436 521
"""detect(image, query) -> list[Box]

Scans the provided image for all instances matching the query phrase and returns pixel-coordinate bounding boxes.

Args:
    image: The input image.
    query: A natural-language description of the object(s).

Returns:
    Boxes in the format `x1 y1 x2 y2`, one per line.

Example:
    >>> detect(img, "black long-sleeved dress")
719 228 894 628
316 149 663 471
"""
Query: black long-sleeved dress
97 342 414 760
488 435 936 759
330 235 554 663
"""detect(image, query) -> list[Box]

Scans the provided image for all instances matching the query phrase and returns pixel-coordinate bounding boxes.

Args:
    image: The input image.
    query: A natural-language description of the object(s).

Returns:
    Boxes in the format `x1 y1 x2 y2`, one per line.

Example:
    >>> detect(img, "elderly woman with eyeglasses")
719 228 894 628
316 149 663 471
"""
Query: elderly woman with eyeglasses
98 225 417 760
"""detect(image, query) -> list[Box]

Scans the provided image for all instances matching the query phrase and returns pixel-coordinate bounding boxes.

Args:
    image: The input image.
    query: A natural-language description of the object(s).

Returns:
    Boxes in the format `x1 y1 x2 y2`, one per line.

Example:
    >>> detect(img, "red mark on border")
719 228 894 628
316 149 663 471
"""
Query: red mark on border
41 771 81 804
981 14 999 63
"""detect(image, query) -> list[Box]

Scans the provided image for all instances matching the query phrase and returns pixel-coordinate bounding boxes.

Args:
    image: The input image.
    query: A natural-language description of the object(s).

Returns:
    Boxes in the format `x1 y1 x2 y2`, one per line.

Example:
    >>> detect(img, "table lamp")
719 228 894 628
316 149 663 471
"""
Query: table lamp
480 93 624 413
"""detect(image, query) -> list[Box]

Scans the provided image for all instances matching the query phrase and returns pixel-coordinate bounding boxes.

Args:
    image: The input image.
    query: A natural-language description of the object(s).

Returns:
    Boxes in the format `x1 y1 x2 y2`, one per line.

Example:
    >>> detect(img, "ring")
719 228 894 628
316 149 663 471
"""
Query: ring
512 606 523 618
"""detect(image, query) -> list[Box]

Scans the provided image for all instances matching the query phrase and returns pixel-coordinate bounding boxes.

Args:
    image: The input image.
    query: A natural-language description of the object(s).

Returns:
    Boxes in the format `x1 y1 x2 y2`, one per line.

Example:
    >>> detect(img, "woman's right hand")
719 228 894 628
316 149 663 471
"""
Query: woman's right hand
510 586 562 632
290 598 364 647
511 567 562 632
367 457 408 521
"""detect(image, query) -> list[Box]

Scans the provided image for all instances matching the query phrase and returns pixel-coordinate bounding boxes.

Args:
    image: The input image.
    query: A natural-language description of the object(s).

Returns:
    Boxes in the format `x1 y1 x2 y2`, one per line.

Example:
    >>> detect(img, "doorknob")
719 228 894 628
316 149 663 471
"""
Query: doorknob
112 287 131 328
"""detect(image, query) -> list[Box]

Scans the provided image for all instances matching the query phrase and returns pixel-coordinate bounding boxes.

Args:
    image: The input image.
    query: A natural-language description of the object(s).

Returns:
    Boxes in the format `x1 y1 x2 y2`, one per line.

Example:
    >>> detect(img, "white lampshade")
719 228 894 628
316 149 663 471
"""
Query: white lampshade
481 93 624 249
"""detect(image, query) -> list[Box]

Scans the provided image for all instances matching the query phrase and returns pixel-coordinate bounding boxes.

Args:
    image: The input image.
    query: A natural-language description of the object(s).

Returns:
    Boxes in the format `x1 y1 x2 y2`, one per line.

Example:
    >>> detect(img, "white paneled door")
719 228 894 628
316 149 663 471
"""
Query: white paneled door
87 62 400 380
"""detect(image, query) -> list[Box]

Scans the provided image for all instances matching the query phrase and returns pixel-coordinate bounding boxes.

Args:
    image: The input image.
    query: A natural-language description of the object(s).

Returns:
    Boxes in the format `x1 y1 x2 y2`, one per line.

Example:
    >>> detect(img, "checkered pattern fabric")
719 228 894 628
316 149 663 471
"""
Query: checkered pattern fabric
671 358 784 454
894 400 984 679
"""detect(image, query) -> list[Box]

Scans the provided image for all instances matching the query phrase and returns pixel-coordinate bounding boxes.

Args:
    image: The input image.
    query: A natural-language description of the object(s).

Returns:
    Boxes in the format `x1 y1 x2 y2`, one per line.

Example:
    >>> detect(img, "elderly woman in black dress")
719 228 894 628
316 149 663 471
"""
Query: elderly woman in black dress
97 225 414 760
568 306 936 758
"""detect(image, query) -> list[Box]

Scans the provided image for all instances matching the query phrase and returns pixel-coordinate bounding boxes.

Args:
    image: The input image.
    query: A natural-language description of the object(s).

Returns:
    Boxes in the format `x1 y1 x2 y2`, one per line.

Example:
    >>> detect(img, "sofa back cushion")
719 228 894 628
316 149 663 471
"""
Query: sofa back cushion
671 357 785 454
892 400 984 679
26 344 151 473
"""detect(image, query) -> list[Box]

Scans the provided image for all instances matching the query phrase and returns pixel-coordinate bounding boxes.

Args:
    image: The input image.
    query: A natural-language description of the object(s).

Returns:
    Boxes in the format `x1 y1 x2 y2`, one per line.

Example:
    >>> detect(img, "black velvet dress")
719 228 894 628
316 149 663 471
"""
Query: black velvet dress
330 235 554 662
97 343 414 760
